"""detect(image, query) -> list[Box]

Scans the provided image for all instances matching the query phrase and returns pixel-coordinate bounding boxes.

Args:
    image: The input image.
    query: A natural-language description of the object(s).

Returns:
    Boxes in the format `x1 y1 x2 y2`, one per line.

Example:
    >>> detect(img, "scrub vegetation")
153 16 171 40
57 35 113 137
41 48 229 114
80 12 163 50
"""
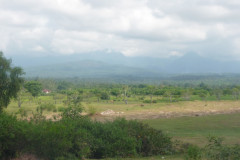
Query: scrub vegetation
1 52 240 159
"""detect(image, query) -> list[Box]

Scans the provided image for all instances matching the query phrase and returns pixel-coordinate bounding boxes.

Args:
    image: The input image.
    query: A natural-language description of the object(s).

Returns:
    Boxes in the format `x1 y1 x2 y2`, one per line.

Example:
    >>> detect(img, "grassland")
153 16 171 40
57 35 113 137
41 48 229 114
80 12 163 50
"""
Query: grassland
5 96 240 159
6 95 240 119
143 113 240 146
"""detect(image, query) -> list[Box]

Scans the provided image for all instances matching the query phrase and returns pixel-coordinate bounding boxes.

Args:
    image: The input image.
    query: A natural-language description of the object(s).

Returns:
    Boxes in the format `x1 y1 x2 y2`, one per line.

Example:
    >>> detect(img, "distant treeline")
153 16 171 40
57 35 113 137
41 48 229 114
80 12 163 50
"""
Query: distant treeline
26 73 240 86
22 76 240 103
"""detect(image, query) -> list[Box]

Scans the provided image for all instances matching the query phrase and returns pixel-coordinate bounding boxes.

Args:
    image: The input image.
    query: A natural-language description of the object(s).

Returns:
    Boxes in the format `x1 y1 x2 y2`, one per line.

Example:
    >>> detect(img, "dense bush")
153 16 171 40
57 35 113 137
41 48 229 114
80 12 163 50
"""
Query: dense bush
1 111 240 160
185 145 202 160
0 110 173 160
204 136 240 160
0 112 29 159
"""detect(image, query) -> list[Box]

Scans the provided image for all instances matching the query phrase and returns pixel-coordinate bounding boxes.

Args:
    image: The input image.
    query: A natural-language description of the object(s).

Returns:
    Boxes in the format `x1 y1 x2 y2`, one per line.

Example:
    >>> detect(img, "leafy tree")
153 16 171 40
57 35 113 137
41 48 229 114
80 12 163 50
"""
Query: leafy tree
110 88 120 97
100 92 110 100
0 52 24 112
57 81 71 91
164 90 173 102
122 85 129 104
24 81 42 97
198 90 209 101
232 88 239 100
16 86 25 108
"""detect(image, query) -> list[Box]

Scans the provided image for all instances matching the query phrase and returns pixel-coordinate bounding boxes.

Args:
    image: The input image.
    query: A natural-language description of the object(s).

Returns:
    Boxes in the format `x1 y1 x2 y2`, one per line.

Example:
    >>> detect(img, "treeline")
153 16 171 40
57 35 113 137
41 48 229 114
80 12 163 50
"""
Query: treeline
26 73 240 86
21 79 240 104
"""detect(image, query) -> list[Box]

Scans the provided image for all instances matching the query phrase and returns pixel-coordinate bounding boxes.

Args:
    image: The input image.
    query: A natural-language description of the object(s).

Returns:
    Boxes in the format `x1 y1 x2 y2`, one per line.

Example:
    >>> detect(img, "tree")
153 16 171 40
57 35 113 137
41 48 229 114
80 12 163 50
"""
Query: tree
122 85 128 104
16 86 25 108
164 90 173 102
24 81 42 97
232 88 239 100
147 85 155 104
100 92 110 100
214 89 222 101
0 52 24 112
110 88 120 98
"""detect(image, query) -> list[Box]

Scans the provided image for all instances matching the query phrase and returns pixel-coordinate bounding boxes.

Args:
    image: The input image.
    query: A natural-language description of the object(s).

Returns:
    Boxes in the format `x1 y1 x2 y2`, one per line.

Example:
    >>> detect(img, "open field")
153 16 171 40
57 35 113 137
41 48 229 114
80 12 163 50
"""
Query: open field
5 98 240 159
5 96 240 119
143 113 240 146
5 98 240 146
88 100 240 120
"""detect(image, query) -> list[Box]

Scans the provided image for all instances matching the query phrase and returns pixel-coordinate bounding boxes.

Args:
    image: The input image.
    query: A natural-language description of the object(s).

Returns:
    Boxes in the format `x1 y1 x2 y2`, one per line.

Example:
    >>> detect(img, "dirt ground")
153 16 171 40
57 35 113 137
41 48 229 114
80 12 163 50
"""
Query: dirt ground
90 100 240 121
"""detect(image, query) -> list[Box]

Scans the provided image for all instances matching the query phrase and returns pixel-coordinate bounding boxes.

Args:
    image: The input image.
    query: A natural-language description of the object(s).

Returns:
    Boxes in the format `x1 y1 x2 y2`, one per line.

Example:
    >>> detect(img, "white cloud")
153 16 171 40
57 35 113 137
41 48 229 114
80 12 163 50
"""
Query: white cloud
0 0 240 60
31 45 45 52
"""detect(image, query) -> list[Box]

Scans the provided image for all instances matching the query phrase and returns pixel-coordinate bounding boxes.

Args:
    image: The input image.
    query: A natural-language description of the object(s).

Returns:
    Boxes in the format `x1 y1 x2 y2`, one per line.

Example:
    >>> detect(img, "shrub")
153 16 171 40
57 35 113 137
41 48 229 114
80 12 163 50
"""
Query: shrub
122 119 173 156
88 120 138 158
204 136 240 160
17 108 28 118
0 112 173 160
87 105 97 116
0 112 29 159
58 106 65 112
61 105 84 120
37 103 57 112
143 100 151 103
185 145 202 160
143 100 157 103
100 92 110 100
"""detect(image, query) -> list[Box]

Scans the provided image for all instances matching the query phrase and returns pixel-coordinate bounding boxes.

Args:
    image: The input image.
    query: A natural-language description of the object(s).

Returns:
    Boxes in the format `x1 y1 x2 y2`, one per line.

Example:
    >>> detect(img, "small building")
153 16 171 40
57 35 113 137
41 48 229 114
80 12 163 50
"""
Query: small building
42 89 51 94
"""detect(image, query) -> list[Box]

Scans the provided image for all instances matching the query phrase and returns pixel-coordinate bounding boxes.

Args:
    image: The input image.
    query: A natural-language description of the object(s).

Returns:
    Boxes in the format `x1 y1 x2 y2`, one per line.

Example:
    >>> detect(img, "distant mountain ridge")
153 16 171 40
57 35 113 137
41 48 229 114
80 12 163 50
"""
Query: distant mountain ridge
9 51 240 78
24 60 160 78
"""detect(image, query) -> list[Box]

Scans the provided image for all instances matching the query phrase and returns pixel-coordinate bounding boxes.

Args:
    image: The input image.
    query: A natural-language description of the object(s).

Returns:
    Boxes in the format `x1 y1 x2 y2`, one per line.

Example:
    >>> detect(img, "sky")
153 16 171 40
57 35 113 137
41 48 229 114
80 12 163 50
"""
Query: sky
0 0 240 60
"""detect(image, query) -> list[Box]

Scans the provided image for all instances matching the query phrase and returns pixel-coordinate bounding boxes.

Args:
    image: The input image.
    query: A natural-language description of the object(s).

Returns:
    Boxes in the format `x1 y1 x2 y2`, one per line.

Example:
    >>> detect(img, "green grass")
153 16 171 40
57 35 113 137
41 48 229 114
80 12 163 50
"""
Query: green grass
142 113 240 146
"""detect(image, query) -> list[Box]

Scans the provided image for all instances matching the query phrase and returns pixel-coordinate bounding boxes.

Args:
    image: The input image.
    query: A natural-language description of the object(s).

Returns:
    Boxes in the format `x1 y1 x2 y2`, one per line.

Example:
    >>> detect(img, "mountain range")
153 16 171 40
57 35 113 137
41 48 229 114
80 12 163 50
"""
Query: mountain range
9 52 240 78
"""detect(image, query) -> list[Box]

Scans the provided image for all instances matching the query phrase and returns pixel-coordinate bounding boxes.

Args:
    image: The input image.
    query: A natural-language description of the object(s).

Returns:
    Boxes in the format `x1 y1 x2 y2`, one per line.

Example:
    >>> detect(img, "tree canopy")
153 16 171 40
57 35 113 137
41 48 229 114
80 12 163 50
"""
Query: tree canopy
0 52 24 112
24 81 42 97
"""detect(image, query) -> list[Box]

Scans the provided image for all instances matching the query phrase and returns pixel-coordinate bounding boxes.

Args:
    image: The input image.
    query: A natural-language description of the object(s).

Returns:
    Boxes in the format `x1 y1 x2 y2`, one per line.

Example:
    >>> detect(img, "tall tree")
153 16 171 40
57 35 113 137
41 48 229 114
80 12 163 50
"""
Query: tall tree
0 52 24 112
24 81 42 98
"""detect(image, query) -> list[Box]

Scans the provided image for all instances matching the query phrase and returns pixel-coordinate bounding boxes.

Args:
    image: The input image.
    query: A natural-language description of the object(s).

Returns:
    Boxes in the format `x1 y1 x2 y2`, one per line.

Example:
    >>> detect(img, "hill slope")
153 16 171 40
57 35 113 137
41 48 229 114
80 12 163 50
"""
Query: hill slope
24 60 160 78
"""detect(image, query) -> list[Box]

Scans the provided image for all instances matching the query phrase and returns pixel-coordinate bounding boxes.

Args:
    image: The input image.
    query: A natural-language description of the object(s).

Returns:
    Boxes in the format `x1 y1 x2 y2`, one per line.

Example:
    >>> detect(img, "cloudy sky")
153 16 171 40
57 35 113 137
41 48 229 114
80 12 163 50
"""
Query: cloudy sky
1 0 240 60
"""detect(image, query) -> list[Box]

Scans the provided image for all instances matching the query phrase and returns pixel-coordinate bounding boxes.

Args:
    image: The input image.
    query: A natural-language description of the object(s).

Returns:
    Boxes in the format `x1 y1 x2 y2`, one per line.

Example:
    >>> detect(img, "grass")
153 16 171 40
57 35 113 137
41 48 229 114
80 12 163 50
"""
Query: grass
6 95 240 121
142 113 240 146
4 95 240 159
5 95 240 146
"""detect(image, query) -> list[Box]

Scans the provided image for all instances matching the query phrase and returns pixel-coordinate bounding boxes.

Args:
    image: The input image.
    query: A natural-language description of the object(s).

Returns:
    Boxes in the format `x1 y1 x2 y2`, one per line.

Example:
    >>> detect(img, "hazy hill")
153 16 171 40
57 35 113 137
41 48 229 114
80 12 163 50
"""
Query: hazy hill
9 51 240 78
24 60 160 78
164 53 240 73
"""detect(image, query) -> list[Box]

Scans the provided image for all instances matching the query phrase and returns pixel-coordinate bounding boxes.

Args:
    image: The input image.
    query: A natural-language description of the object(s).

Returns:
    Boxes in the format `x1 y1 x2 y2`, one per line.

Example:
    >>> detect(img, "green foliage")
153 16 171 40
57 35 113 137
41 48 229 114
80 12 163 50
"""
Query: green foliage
121 119 173 156
0 112 28 159
24 81 42 97
58 106 66 112
88 119 138 158
37 103 57 112
0 52 24 112
17 108 28 118
100 92 110 100
143 99 157 103
204 136 240 160
61 105 84 120
185 145 202 160
0 112 173 160
87 105 97 116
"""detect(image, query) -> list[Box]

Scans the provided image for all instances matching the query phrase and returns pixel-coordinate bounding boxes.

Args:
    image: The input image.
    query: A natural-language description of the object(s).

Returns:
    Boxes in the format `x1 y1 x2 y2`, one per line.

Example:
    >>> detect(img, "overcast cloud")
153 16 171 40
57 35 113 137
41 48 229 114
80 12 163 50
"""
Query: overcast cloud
0 0 240 60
